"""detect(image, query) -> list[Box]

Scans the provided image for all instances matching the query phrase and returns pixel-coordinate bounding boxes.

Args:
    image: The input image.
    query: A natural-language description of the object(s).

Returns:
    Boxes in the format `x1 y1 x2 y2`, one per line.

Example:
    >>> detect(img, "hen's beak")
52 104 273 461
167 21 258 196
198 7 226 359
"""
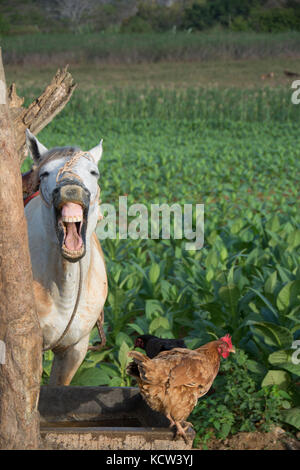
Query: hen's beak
230 346 236 353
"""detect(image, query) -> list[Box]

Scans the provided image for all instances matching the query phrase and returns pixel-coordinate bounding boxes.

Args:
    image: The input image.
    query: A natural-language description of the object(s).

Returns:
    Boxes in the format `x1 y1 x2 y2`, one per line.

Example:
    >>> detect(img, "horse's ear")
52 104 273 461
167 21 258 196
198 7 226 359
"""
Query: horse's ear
26 129 48 164
89 139 103 164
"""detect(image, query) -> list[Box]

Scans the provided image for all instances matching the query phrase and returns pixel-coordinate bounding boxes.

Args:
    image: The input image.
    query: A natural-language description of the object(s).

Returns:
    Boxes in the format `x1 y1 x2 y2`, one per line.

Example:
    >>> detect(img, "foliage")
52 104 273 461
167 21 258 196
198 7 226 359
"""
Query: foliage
121 1 185 33
183 1 300 33
1 0 300 34
191 350 294 445
31 85 300 433
0 13 10 35
183 0 261 31
249 7 300 33
121 16 153 34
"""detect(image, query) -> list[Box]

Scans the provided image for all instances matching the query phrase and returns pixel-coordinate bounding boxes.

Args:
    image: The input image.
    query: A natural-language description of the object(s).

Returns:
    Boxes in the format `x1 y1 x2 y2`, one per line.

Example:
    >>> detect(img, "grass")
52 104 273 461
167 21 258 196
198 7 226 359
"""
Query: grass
5 57 300 91
1 31 300 66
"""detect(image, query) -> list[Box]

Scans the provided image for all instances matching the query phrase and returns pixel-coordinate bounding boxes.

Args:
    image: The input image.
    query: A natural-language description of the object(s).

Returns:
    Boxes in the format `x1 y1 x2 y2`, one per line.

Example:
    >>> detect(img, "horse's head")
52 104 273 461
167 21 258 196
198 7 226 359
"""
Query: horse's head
26 129 103 263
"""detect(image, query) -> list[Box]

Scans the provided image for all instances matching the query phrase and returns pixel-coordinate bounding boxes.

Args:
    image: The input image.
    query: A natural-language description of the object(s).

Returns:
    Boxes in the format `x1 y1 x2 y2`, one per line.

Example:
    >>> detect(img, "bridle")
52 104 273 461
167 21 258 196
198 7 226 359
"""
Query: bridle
39 150 101 210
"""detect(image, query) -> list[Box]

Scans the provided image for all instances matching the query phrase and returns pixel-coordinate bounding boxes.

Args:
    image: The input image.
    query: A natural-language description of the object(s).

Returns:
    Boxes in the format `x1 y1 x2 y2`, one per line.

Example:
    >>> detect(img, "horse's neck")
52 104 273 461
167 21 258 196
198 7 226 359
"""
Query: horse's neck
48 238 92 304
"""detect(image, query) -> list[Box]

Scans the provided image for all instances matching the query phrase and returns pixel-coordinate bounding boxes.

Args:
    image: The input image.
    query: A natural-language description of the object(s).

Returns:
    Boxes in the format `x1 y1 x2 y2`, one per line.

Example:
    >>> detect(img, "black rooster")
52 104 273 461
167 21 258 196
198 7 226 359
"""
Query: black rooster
134 334 187 359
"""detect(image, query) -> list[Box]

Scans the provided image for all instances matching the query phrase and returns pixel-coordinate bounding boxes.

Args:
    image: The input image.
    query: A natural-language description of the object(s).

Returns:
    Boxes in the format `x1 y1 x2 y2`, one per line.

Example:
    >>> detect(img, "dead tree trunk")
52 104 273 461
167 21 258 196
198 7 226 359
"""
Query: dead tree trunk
0 49 43 449
8 66 77 164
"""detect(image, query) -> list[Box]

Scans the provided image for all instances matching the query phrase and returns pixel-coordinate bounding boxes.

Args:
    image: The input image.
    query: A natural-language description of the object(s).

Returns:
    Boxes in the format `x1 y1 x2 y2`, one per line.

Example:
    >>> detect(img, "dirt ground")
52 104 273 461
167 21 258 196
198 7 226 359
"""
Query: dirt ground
196 428 300 450
5 57 300 92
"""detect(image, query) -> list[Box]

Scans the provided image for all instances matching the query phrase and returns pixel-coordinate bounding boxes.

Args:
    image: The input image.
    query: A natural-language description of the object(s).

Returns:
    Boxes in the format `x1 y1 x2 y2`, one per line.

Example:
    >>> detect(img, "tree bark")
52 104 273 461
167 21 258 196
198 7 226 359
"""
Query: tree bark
8 65 77 164
0 48 43 449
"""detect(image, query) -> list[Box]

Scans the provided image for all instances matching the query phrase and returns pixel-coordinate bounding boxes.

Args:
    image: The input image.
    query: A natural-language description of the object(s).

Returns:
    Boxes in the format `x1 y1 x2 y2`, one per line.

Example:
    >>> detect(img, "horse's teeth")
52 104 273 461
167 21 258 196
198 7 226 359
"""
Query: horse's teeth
62 216 82 222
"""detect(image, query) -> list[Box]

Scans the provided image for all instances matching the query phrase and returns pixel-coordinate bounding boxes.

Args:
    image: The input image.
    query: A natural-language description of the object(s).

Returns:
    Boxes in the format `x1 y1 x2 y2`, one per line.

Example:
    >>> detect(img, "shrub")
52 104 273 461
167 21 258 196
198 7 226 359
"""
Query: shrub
191 350 293 445
121 16 153 34
230 15 250 31
249 7 300 32
183 0 258 31
121 1 185 33
0 14 10 35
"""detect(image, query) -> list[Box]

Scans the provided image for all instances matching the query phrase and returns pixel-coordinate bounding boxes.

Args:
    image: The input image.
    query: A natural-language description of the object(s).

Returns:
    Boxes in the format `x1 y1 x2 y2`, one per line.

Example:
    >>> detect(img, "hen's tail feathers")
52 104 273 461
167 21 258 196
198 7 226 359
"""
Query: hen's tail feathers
127 351 160 384
127 351 150 380
128 351 151 363
126 361 140 379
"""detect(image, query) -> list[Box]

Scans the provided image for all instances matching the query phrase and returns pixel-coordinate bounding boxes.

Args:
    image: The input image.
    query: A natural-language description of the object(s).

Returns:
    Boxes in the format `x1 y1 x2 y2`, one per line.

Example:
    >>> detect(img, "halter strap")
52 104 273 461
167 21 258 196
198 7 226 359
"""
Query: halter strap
39 150 100 209
56 150 92 183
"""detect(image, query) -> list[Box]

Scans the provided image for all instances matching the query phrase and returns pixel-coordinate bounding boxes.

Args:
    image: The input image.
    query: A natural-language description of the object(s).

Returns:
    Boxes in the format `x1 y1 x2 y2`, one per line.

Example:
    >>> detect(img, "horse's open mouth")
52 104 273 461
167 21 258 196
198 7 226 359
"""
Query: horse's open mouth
52 180 90 262
56 202 88 262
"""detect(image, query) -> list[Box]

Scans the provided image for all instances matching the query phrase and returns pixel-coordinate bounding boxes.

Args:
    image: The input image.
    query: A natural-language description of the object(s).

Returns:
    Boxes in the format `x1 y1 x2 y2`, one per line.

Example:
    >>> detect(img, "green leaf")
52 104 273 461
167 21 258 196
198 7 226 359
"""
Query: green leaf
249 288 278 318
277 280 300 312
100 363 119 378
251 322 293 349
220 245 228 262
109 376 123 387
127 323 145 335
268 350 292 366
145 299 163 319
261 370 290 389
264 271 277 295
280 362 300 376
281 407 300 430
206 267 215 283
206 249 219 269
287 306 300 322
218 284 240 311
220 422 232 439
118 341 131 370
231 219 245 235
287 229 300 249
266 215 280 233
85 348 113 366
160 280 172 300
71 367 110 386
149 263 160 284
149 316 170 334
115 332 132 348
246 359 267 376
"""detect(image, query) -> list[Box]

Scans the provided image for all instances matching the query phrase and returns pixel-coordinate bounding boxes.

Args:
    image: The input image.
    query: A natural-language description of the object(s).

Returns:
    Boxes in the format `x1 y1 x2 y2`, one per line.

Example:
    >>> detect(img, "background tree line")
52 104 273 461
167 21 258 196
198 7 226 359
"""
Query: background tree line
1 0 300 34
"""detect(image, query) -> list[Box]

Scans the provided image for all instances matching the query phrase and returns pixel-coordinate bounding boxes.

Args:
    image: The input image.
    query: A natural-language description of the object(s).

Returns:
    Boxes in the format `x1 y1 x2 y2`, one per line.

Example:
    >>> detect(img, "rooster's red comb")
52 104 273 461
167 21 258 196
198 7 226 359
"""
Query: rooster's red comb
220 334 233 347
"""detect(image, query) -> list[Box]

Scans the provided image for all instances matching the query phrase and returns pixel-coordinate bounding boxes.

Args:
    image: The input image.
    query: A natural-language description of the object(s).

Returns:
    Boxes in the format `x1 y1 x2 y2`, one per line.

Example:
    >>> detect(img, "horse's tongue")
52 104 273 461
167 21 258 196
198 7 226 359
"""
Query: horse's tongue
65 223 82 251
62 203 83 251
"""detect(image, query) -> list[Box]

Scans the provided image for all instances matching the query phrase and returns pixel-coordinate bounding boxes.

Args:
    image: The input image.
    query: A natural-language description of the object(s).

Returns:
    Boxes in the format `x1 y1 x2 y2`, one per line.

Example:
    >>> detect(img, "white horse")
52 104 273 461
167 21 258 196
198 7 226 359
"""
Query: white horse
25 129 107 385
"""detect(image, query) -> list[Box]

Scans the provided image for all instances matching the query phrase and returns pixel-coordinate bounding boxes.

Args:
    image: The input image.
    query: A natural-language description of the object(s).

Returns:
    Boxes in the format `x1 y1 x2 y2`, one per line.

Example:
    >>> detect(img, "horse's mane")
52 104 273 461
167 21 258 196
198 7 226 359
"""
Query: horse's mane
37 146 81 170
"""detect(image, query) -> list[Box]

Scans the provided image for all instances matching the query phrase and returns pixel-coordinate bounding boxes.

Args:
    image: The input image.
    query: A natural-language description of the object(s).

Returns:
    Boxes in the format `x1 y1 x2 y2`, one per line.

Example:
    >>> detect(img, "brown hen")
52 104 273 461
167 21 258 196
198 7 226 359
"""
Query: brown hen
127 334 235 442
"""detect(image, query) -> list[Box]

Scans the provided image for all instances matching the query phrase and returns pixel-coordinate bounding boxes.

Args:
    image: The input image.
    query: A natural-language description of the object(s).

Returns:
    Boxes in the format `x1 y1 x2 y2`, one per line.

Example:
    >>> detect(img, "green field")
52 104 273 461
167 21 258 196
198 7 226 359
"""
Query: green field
12 31 300 442
2 31 300 65
28 85 299 441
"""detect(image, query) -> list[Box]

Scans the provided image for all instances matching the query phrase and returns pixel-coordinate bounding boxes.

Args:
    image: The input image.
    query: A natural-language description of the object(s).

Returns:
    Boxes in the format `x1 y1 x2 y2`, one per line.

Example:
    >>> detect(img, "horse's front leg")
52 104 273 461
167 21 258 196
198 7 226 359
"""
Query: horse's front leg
49 335 90 386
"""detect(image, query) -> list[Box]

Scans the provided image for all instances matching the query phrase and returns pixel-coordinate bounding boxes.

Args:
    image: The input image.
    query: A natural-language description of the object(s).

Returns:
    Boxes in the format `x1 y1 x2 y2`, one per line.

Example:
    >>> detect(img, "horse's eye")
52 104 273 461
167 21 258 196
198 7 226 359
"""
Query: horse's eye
90 170 99 177
40 171 49 179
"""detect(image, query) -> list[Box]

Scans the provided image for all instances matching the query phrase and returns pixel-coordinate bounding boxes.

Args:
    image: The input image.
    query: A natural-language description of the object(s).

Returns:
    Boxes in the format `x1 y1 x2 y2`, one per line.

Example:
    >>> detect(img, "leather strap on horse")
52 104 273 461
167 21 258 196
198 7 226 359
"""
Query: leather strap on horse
42 258 84 352
88 309 106 352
